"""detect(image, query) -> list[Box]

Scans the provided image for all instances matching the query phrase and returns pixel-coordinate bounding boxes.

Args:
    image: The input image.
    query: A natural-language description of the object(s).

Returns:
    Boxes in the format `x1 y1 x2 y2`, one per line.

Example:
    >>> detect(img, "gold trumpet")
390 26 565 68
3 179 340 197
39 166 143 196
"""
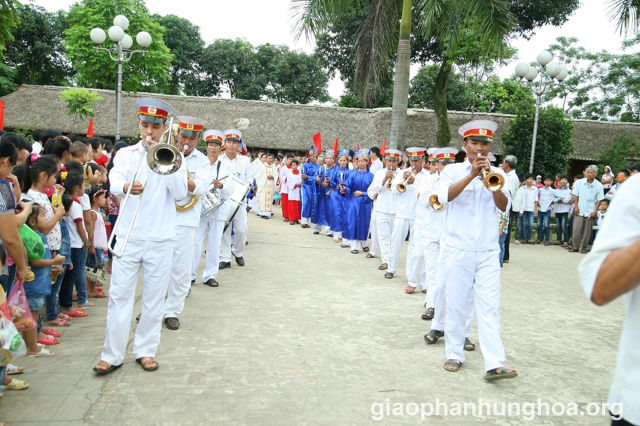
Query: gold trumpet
384 166 396 190
429 193 443 210
396 167 416 193
481 167 505 192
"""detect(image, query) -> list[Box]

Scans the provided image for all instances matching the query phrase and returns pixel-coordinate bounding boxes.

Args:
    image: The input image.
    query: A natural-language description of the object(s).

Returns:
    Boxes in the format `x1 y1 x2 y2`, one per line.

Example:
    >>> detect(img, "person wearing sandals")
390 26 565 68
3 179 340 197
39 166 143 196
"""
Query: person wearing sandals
341 149 374 254
570 165 604 254
436 120 517 381
578 173 640 426
94 98 188 374
386 148 423 281
367 150 401 272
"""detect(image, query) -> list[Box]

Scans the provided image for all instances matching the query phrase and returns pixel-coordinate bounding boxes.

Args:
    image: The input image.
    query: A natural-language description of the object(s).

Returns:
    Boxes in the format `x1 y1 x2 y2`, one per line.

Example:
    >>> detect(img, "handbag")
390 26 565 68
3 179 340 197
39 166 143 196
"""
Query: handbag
85 253 106 285
0 318 27 366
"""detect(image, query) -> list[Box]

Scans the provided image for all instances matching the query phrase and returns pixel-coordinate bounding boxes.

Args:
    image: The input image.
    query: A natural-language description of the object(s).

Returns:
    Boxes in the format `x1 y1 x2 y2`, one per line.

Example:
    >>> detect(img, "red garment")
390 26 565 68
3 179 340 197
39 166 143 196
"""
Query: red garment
281 193 289 219
288 199 301 221
95 154 109 167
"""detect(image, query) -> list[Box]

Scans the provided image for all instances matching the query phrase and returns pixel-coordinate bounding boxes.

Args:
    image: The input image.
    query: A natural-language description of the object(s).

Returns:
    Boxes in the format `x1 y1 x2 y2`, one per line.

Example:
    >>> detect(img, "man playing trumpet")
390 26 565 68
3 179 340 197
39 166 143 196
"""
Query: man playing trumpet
435 120 516 381
163 116 211 331
95 98 187 374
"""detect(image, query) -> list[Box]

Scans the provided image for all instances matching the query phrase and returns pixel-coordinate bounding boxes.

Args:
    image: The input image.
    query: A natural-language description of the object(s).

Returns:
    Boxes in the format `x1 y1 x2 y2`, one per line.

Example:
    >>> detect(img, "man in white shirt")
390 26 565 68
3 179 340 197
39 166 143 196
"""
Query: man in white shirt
192 130 234 288
570 165 604 253
578 173 640 426
519 173 538 244
252 150 265 176
368 147 383 257
407 159 430 295
219 129 253 269
437 120 516 381
95 98 188 374
500 155 519 263
367 149 401 271
163 116 211 331
387 147 423 282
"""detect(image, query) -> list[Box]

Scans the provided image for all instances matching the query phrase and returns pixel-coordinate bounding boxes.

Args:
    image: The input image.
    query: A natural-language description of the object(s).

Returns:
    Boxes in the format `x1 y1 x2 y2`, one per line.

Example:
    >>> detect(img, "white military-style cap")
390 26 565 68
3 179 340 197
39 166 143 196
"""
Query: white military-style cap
458 119 498 142
203 129 225 145
134 98 175 123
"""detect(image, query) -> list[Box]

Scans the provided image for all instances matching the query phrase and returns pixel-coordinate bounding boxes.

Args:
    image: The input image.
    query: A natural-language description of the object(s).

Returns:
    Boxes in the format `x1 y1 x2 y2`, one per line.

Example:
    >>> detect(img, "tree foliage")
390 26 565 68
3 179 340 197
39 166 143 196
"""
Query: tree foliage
502 106 575 176
150 14 204 95
595 134 639 175
409 64 473 110
0 0 21 56
58 87 103 131
64 0 172 93
3 4 72 87
0 62 18 96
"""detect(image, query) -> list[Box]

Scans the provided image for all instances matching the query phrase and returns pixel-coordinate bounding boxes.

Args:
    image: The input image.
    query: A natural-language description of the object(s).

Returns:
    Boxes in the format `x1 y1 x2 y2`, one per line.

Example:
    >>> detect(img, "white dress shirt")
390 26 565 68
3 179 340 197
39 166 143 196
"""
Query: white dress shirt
505 169 519 200
221 153 253 184
437 160 511 252
207 159 234 221
521 185 538 213
175 149 211 228
553 187 573 214
367 168 398 214
370 158 383 174
412 170 430 227
578 173 640 425
391 169 417 220
418 172 448 241
109 141 188 242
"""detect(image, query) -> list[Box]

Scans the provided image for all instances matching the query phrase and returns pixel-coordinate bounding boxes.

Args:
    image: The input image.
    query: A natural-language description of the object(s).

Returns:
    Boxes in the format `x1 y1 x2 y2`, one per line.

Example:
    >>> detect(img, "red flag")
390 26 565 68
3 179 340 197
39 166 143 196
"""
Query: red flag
87 118 94 137
313 132 322 154
0 100 4 130
332 138 339 156
380 140 387 156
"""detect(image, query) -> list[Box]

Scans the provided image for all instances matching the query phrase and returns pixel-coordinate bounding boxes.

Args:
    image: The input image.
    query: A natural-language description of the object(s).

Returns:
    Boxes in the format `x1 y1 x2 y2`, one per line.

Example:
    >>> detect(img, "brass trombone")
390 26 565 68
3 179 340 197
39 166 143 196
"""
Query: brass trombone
108 117 183 259
396 167 416 193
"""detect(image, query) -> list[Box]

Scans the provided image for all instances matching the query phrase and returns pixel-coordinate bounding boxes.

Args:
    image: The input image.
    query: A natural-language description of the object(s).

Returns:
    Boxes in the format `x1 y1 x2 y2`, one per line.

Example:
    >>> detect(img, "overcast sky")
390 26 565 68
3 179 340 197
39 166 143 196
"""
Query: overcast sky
33 0 633 99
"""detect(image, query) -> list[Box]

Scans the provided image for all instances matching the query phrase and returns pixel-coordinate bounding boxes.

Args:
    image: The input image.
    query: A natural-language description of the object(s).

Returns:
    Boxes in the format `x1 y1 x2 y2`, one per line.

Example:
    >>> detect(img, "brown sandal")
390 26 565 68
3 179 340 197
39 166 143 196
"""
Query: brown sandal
136 357 159 371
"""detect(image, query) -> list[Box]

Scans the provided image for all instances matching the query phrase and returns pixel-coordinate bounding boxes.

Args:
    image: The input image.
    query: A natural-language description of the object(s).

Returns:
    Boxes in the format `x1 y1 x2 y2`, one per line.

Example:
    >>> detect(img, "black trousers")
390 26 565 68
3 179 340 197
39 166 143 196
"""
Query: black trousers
503 209 518 261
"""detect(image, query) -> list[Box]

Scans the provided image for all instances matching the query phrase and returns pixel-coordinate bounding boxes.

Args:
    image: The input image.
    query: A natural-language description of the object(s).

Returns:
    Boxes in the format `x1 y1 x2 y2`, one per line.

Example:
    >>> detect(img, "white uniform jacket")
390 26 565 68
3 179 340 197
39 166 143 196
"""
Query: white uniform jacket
175 149 212 228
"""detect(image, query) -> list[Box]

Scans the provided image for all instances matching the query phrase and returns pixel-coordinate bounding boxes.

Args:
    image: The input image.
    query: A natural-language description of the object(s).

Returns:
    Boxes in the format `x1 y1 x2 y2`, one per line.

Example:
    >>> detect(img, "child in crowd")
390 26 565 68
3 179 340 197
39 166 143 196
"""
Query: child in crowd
552 174 572 247
519 173 538 244
87 186 108 298
287 159 302 225
596 199 609 239
69 142 90 165
497 208 509 267
24 204 65 355
58 173 90 318
47 193 73 327
536 175 555 246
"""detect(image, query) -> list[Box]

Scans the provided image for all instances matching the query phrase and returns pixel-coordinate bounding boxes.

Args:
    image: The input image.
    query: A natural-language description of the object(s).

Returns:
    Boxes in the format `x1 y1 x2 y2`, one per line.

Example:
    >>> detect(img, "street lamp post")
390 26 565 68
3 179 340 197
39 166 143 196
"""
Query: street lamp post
90 15 152 140
515 52 569 173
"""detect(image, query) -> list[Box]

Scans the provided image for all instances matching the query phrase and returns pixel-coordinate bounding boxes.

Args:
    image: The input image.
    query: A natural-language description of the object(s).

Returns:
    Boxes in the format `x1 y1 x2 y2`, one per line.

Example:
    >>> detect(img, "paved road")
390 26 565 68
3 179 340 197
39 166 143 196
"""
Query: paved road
1 211 623 425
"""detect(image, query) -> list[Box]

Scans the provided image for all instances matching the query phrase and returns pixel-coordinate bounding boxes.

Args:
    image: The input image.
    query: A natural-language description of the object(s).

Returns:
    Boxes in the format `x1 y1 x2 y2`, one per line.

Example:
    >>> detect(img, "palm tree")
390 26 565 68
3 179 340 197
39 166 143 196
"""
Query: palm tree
292 0 513 149
606 0 640 35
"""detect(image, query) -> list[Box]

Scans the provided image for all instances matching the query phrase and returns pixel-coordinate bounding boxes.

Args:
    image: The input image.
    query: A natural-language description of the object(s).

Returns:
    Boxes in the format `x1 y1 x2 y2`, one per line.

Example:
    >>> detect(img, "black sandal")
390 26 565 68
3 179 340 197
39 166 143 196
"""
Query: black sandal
351 250 358 254
136 357 159 372
464 337 476 351
363 246 370 252
423 329 444 344
444 359 462 372
384 272 394 279
484 367 518 381
421 307 434 320
366 253 374 258
93 362 122 375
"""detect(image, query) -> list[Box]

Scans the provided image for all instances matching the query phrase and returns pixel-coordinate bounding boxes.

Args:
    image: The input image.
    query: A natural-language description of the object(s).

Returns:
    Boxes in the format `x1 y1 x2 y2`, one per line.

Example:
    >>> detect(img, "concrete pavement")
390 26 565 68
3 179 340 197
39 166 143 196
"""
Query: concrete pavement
0 210 624 425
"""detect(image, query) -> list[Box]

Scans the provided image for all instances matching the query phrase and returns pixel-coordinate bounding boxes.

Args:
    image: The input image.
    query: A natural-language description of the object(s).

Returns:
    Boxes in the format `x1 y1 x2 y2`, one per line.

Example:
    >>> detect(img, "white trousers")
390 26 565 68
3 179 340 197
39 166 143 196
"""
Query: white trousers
350 239 369 251
220 205 248 261
442 245 505 371
192 216 225 281
407 223 427 291
422 234 441 294
376 212 395 265
164 226 196 319
313 224 332 235
101 238 174 365
388 218 412 273
369 210 379 256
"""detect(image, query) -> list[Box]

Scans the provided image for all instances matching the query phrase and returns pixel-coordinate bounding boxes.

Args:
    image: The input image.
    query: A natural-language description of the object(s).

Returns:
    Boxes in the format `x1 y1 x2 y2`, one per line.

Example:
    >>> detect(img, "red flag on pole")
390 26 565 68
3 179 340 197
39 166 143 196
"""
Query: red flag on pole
313 132 322 154
380 140 387 156
87 118 94 137
0 100 4 130
332 138 339 156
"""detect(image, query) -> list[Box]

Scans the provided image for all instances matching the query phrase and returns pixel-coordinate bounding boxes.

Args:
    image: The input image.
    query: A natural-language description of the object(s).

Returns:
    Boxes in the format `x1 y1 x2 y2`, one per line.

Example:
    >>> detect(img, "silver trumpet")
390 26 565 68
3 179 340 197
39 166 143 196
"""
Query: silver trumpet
108 117 183 259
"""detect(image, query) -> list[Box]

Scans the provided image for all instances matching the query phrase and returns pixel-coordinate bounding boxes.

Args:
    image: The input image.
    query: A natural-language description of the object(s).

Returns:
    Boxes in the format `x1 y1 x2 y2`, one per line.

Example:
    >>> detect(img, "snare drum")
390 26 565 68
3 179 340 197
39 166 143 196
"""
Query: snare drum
200 186 225 219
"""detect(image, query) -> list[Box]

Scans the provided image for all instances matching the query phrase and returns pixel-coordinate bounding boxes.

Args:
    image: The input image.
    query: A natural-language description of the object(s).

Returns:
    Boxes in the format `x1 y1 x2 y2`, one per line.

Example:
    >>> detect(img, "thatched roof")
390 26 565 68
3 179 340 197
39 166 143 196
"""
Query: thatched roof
2 85 640 160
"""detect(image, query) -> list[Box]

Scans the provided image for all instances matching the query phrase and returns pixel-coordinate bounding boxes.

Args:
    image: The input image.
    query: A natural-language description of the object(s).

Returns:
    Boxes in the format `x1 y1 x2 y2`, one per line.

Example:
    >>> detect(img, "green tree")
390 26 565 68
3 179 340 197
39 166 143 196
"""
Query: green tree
64 0 172 93
0 0 21 56
0 62 18 96
605 0 640 34
476 76 535 115
502 106 574 176
409 64 473 111
596 135 639 175
3 4 72 87
59 87 103 131
150 14 204 95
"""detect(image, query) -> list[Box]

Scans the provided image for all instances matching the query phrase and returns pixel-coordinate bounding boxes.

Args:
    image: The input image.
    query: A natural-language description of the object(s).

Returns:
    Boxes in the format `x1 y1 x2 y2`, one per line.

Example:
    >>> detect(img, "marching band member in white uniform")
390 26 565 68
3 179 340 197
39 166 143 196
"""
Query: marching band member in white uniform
163 116 211 331
406 152 432 294
191 130 234 287
367 149 400 271
436 120 516 381
386 147 423 281
219 129 253 269
94 98 187 374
